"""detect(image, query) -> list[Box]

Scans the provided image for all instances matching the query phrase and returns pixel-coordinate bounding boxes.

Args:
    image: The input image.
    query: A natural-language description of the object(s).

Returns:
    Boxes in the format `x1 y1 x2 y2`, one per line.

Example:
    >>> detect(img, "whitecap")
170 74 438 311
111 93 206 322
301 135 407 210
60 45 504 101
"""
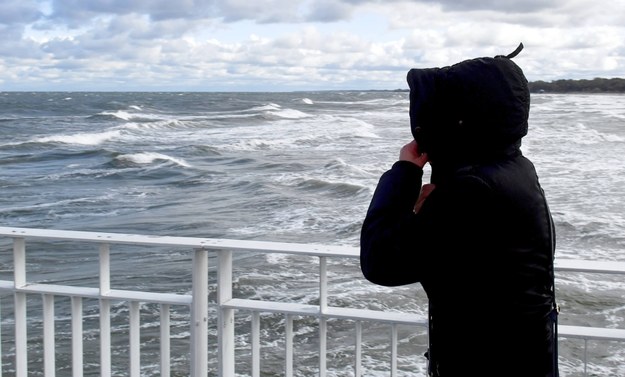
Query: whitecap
116 152 191 167
250 103 281 112
35 130 122 145
266 108 311 119
99 109 173 123
100 110 133 120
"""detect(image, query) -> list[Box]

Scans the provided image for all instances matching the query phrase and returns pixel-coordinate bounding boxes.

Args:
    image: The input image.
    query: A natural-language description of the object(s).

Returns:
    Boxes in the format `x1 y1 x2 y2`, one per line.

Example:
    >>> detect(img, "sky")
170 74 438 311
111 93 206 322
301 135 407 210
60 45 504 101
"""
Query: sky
1 0 624 91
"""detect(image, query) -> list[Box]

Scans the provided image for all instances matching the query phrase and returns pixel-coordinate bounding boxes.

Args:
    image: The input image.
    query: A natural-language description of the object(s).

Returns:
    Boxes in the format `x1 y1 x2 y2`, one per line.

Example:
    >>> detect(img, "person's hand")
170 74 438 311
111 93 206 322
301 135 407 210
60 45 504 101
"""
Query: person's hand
399 140 428 169
414 183 435 214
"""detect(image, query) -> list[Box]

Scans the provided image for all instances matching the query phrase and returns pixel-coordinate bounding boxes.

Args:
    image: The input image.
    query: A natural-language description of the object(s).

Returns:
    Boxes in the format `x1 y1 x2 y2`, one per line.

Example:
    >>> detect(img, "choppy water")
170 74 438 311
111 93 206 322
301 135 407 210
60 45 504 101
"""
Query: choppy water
1 91 624 376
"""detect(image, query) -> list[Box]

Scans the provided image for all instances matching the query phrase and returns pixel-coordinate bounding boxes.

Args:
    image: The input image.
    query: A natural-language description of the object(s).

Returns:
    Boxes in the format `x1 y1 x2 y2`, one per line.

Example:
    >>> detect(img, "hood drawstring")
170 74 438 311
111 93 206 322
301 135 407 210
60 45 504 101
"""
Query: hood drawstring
497 42 524 59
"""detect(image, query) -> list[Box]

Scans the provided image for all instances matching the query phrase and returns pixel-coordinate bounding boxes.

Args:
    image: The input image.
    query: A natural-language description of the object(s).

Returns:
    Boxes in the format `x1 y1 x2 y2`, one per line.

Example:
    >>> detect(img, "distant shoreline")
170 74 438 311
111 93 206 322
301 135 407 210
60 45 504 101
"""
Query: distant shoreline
386 78 625 94
527 77 625 93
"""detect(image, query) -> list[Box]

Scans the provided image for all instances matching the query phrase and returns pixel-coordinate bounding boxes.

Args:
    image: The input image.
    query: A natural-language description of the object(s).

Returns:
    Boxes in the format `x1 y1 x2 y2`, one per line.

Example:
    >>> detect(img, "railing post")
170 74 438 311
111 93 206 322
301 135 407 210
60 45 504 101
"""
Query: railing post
583 339 588 377
391 324 398 377
285 314 294 377
217 250 235 377
191 248 208 377
71 296 83 377
319 257 327 377
251 311 260 377
354 321 362 377
99 243 112 377
160 304 171 377
129 301 140 377
43 294 55 377
13 237 27 377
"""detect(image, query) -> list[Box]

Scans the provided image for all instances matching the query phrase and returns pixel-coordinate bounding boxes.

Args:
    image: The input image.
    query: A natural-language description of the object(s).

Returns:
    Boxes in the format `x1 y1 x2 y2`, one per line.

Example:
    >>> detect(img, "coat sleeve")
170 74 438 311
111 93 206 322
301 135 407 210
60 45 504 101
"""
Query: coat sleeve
359 160 429 286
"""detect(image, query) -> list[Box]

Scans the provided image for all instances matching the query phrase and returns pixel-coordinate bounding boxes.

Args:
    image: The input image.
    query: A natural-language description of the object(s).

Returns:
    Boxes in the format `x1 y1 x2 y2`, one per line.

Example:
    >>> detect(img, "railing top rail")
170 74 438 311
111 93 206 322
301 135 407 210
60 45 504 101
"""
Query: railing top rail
2 226 625 274
0 226 357 257
554 258 625 274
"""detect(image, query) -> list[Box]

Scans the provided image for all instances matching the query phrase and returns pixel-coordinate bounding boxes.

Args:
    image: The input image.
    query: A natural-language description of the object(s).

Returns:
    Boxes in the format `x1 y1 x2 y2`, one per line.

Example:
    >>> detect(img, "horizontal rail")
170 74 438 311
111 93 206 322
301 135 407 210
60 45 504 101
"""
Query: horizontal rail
559 325 625 342
3 226 625 272
223 298 426 326
7 283 193 306
0 226 356 257
553 258 625 274
1 282 622 342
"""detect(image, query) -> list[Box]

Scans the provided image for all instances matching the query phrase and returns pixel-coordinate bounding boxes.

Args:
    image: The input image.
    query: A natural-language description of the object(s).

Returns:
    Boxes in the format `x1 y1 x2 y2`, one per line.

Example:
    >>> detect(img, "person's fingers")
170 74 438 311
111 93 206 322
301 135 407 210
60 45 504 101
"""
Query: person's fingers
400 140 429 168
415 152 428 167
399 140 418 160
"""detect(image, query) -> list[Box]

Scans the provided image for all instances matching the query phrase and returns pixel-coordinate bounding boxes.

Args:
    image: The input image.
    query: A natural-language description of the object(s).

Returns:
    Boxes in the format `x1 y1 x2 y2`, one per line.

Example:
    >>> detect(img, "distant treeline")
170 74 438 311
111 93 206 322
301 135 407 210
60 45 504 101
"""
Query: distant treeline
528 78 625 93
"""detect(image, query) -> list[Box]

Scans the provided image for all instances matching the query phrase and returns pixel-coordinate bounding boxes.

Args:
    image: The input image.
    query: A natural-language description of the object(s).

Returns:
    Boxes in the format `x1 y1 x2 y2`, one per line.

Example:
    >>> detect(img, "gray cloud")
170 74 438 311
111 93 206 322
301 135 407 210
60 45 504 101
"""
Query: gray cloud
215 0 303 23
0 1 43 24
49 0 216 26
305 0 354 22
428 0 560 13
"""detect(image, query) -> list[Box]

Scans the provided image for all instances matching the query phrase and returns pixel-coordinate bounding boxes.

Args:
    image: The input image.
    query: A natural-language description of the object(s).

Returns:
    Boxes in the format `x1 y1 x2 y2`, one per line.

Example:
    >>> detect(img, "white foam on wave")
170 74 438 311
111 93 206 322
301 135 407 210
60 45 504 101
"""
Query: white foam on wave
99 109 175 123
568 123 625 144
120 119 186 132
250 103 281 112
322 157 379 178
100 110 133 120
266 108 311 119
247 102 312 119
35 130 122 145
116 152 191 167
301 98 314 104
228 136 302 151
315 97 408 106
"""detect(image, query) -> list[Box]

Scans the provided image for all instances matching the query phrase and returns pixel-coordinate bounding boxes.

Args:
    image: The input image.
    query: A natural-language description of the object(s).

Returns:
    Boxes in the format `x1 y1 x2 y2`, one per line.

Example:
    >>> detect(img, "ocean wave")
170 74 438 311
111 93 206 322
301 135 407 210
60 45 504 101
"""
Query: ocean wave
249 103 281 112
119 119 189 132
321 158 380 179
97 103 313 127
315 97 408 107
294 178 367 197
95 109 173 123
566 122 625 144
33 130 122 145
0 194 119 215
114 152 191 167
263 108 311 120
93 110 134 121
240 102 312 120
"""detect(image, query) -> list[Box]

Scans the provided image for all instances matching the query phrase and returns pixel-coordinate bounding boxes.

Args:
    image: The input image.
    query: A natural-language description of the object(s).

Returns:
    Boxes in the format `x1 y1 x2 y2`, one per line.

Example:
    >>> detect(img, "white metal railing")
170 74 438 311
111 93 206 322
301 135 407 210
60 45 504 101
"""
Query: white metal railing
0 226 624 377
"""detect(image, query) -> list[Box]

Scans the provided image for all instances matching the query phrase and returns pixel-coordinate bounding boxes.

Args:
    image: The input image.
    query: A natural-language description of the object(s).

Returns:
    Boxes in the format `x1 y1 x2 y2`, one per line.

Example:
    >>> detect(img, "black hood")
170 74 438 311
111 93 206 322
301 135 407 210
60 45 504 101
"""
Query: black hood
407 45 530 168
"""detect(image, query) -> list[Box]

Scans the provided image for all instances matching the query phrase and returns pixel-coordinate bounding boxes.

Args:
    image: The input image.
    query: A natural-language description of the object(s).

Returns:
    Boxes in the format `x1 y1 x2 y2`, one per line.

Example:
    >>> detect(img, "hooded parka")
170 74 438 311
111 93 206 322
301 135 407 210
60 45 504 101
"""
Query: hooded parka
360 48 558 376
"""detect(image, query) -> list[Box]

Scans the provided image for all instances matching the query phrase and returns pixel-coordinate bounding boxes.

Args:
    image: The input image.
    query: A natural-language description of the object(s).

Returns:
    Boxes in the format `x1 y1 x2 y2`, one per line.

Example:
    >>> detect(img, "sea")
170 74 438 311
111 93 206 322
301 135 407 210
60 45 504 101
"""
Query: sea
1 91 624 376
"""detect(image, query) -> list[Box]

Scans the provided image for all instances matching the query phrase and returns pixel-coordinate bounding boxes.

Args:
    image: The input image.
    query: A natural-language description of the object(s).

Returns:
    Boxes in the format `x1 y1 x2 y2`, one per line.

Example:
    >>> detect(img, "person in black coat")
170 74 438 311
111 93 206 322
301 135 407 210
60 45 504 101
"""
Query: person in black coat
360 45 558 377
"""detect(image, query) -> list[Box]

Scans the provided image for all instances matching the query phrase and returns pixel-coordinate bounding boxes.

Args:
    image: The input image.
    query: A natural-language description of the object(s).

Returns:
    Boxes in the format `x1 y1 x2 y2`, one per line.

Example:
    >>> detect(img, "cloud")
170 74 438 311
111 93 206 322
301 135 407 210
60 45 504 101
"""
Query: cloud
0 0 623 91
0 0 43 24
305 0 355 22
422 0 560 13
216 0 303 23
49 0 215 24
